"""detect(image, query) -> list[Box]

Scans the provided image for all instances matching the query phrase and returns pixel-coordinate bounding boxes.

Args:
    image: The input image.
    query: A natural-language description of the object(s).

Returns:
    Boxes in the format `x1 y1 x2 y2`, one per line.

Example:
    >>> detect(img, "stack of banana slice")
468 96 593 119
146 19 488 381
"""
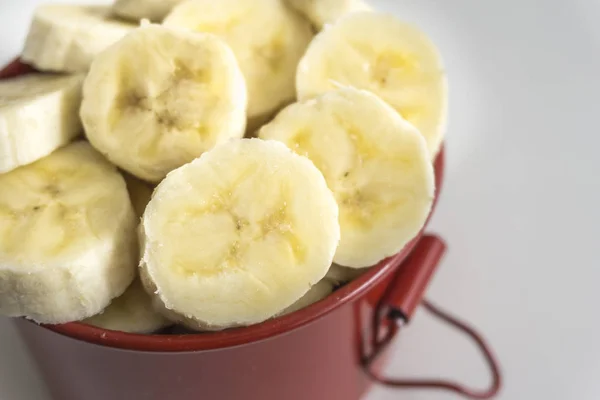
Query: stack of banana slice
0 0 446 334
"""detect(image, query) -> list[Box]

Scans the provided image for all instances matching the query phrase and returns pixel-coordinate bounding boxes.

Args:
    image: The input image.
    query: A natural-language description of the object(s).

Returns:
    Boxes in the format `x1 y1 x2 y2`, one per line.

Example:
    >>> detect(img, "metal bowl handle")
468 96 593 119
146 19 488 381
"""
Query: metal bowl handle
362 234 503 399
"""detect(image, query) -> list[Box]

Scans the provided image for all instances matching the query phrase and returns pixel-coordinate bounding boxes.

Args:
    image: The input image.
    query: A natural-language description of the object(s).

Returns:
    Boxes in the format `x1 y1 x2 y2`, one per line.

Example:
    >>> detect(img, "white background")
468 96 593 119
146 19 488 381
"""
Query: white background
1 1 599 399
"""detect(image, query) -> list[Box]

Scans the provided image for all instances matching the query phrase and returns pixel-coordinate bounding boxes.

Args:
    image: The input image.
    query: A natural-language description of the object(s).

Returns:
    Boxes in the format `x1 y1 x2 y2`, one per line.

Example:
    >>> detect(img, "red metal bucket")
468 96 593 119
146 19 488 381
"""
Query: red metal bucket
2 59 499 400
14 235 444 400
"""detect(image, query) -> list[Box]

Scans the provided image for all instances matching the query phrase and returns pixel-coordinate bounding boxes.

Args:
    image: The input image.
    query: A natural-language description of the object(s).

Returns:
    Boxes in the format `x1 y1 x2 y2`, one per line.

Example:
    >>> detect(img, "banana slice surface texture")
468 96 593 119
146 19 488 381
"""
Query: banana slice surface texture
81 24 247 182
285 0 372 30
297 12 447 157
259 87 434 268
281 279 334 315
140 138 340 330
112 0 185 22
164 0 313 120
0 141 138 324
0 73 84 174
84 278 172 333
22 5 135 73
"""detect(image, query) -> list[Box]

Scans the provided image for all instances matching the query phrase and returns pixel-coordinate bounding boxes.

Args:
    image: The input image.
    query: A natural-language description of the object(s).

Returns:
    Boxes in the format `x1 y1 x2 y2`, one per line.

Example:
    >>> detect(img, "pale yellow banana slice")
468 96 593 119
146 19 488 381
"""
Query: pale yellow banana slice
325 263 368 285
296 12 447 158
22 5 135 73
80 24 247 183
0 141 138 324
259 87 434 268
0 73 83 174
139 138 340 331
83 278 172 333
163 0 313 121
122 173 154 219
285 0 372 30
281 279 334 315
112 0 184 22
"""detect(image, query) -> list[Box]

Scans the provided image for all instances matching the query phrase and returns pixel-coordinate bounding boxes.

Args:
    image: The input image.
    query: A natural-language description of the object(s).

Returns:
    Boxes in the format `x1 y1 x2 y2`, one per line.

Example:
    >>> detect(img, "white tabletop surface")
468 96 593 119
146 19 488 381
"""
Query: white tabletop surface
1 1 599 399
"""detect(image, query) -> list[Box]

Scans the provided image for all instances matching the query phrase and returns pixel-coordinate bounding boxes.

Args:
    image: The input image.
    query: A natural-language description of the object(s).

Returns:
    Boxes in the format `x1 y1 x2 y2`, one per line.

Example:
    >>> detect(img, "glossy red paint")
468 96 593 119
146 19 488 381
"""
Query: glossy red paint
379 235 447 323
3 58 447 400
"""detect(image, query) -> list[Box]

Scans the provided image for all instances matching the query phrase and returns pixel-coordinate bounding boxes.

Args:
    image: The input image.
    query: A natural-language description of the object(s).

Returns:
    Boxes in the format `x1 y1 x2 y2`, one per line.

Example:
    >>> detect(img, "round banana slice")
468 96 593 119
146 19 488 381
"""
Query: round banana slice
80 24 247 183
0 73 84 174
259 87 435 268
22 5 135 73
139 138 340 331
285 0 372 30
112 0 184 22
296 12 447 158
0 141 138 324
281 279 334 315
163 0 313 121
83 279 172 333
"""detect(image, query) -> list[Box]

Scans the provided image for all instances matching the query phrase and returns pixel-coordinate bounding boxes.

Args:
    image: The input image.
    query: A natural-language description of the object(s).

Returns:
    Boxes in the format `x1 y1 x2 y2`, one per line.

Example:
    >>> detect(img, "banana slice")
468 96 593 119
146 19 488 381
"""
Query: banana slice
285 0 372 30
156 278 335 330
0 73 83 174
80 24 247 183
21 5 135 73
83 278 172 333
0 141 138 324
259 87 434 268
163 0 313 121
296 12 447 158
122 173 154 219
326 263 368 285
281 279 334 315
112 0 184 22
139 138 340 331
